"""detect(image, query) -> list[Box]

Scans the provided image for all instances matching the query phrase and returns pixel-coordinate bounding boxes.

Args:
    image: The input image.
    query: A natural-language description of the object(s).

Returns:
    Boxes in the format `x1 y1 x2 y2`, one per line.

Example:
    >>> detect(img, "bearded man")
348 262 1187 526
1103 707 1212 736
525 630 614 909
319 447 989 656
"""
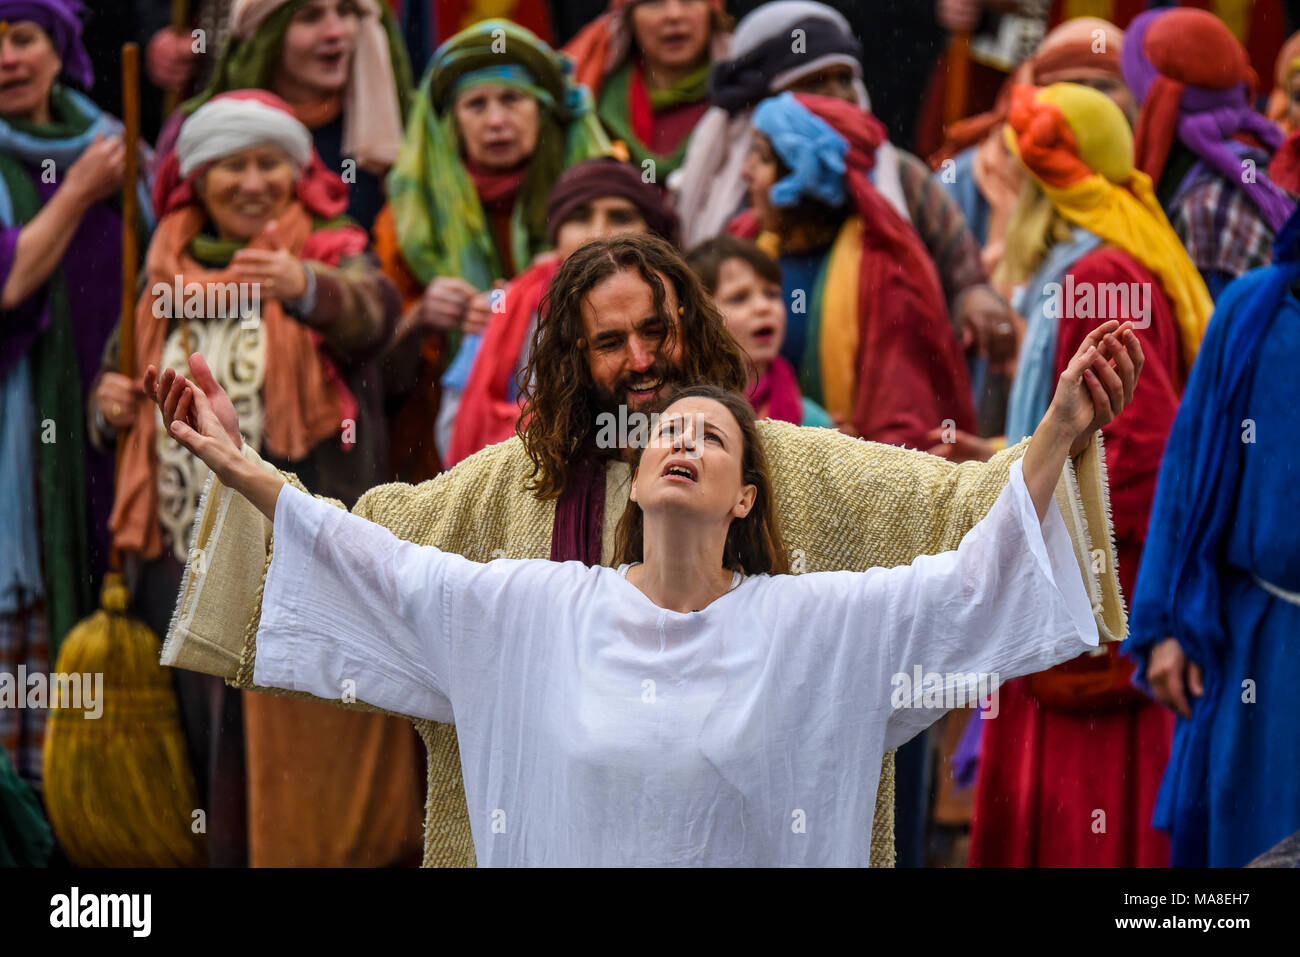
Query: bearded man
154 234 1127 867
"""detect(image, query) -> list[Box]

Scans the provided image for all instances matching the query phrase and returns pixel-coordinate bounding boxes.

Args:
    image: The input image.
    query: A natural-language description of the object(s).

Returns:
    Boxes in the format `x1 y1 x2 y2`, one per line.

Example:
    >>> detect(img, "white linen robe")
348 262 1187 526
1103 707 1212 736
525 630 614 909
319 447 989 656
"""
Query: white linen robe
253 460 1098 866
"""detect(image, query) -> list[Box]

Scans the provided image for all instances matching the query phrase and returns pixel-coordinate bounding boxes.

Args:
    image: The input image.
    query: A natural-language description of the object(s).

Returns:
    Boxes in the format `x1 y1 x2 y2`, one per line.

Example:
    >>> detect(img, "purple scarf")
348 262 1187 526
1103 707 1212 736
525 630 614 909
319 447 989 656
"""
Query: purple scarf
1122 8 1292 233
0 1 95 90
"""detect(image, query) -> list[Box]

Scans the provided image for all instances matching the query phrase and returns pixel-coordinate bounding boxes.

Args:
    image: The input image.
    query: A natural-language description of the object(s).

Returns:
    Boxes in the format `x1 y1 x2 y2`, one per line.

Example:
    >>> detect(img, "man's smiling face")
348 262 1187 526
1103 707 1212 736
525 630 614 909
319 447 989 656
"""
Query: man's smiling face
580 267 687 414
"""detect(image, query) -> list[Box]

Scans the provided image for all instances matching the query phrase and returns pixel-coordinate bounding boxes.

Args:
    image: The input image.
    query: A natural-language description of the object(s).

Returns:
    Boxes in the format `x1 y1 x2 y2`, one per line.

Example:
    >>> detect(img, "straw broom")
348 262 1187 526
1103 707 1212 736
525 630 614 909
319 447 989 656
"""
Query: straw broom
42 43 206 868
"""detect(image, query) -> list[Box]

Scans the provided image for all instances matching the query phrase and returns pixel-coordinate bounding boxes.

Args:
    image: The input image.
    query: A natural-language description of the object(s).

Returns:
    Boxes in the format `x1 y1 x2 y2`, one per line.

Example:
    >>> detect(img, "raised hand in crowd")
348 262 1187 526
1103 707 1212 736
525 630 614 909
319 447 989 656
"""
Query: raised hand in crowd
0 134 126 310
229 222 310 302
146 27 199 93
94 371 146 430
407 276 481 333
956 284 1021 373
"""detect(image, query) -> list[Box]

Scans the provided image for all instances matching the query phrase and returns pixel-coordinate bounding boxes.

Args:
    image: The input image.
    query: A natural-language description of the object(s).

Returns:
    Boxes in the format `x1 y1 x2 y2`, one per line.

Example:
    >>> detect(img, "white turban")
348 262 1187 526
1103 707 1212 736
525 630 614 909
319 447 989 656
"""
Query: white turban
176 97 313 179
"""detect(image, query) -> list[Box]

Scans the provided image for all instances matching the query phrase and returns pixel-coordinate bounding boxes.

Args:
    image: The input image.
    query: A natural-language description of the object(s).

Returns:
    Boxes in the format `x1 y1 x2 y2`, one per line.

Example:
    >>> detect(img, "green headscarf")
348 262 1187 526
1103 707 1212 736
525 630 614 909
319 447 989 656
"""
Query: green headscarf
181 0 414 133
385 19 612 288
597 58 711 177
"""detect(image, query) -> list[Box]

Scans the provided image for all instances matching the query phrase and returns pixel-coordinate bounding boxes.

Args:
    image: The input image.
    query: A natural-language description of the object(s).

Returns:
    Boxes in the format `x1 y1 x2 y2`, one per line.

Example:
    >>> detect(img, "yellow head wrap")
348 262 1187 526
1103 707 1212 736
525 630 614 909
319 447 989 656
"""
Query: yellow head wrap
1006 82 1212 370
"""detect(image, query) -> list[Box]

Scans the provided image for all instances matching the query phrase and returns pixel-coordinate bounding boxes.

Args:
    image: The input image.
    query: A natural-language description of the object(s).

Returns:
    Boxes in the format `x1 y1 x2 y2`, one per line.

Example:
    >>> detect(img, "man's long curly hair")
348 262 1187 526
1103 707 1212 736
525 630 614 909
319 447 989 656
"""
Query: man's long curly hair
517 234 749 500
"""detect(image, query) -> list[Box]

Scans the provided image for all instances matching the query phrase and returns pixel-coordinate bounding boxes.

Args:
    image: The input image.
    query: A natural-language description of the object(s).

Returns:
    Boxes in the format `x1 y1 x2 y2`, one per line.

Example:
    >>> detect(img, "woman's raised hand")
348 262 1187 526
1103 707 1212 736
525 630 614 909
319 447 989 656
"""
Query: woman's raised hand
144 353 286 521
145 352 243 451
1049 320 1144 456
150 366 242 485
1021 320 1144 521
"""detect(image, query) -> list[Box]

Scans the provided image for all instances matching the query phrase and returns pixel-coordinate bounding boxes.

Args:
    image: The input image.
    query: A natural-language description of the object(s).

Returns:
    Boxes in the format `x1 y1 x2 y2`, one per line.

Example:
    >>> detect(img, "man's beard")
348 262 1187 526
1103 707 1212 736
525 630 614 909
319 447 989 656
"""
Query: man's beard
589 358 686 418
586 357 687 459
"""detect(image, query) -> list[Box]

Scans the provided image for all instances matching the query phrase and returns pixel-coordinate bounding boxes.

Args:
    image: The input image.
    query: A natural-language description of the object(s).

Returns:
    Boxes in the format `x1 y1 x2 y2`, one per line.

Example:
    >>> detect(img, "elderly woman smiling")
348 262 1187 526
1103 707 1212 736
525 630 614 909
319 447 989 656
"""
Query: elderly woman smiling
102 90 417 869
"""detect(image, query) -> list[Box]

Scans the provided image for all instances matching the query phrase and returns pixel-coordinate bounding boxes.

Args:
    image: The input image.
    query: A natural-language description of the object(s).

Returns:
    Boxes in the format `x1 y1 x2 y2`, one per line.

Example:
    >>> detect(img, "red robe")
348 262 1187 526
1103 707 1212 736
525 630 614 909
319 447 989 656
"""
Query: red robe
970 247 1180 867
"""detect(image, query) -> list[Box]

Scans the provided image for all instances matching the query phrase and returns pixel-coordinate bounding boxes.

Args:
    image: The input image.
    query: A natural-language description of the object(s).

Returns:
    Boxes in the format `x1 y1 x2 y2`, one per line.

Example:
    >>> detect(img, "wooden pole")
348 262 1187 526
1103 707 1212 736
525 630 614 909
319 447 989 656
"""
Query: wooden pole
112 42 141 575
944 31 972 129
119 43 140 382
162 0 191 116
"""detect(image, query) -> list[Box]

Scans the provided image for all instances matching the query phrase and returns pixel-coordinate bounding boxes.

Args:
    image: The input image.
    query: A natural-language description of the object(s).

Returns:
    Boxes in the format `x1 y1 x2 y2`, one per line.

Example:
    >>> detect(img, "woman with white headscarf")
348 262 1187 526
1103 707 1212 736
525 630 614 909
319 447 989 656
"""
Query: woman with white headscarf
104 91 414 867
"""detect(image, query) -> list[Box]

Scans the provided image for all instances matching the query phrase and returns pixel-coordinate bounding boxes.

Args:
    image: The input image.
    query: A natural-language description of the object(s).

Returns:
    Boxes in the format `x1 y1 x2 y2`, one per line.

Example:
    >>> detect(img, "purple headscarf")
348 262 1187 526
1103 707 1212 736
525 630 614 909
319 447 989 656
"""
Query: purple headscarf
0 0 94 90
1122 7 1291 233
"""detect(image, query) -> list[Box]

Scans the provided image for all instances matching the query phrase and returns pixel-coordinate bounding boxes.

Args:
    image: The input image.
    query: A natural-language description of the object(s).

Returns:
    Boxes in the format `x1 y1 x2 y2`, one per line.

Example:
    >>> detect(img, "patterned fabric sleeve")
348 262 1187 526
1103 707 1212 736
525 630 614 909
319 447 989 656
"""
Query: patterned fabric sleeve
1170 177 1276 285
293 253 401 362
895 149 989 310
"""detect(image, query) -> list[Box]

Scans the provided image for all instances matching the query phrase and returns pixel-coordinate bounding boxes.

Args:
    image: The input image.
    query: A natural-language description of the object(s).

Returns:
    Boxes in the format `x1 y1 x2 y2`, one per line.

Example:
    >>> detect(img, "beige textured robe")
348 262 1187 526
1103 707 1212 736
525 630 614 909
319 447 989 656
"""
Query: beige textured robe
163 420 1125 867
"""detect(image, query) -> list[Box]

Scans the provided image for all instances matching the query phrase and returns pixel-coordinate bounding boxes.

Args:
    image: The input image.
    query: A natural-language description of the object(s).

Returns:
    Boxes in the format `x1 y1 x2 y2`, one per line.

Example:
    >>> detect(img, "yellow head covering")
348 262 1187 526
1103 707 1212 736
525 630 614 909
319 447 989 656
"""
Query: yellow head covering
1005 82 1211 370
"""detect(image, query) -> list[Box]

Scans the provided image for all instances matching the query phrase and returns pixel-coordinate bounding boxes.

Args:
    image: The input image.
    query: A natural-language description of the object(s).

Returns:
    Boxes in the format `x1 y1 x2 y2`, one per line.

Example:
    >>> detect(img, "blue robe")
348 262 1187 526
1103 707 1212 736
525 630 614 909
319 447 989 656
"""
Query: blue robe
1125 215 1300 867
935 147 988 247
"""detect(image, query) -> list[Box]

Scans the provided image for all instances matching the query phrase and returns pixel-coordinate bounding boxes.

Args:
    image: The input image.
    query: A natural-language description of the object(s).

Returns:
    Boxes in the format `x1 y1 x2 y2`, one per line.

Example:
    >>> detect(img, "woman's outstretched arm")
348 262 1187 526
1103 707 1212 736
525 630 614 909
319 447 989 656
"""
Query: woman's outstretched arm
771 320 1144 748
147 355 460 720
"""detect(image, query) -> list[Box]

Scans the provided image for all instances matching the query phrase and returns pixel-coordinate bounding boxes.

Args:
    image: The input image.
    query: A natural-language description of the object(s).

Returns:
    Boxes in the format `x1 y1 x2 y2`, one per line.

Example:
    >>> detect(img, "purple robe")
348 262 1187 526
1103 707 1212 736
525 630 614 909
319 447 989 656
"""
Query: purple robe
0 169 124 585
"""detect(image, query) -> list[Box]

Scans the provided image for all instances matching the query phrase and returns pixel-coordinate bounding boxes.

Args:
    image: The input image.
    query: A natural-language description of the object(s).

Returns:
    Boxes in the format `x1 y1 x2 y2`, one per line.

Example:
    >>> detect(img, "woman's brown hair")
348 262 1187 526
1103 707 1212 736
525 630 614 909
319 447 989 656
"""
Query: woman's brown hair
614 383 789 576
517 234 749 500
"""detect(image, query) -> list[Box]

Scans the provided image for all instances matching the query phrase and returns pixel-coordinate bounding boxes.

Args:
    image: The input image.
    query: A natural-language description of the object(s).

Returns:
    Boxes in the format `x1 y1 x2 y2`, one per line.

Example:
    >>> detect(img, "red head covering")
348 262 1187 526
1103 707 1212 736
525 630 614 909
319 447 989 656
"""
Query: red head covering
1122 7 1290 231
1124 7 1257 186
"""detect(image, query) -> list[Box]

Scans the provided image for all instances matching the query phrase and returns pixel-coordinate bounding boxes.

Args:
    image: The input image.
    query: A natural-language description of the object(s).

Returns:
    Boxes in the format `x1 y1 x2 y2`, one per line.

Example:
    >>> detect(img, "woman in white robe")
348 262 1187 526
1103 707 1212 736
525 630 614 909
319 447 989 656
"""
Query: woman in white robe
145 318 1144 867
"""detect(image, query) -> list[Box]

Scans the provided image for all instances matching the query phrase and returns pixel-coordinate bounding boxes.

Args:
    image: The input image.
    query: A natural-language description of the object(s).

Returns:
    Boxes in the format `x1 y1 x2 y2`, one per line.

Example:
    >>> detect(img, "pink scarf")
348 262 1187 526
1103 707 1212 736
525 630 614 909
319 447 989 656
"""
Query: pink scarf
747 356 803 424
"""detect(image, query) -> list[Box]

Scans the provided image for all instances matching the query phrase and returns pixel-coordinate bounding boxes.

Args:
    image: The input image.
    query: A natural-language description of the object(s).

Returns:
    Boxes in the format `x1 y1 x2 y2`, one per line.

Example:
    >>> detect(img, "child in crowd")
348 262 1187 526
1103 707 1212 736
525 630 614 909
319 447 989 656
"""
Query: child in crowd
686 236 833 428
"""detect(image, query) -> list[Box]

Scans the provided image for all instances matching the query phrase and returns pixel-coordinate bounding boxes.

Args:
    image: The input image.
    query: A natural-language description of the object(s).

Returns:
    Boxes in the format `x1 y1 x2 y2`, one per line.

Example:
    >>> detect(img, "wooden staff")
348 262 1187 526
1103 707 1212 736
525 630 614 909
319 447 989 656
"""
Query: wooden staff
112 42 140 573
162 0 191 116
944 30 972 129
118 42 139 384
